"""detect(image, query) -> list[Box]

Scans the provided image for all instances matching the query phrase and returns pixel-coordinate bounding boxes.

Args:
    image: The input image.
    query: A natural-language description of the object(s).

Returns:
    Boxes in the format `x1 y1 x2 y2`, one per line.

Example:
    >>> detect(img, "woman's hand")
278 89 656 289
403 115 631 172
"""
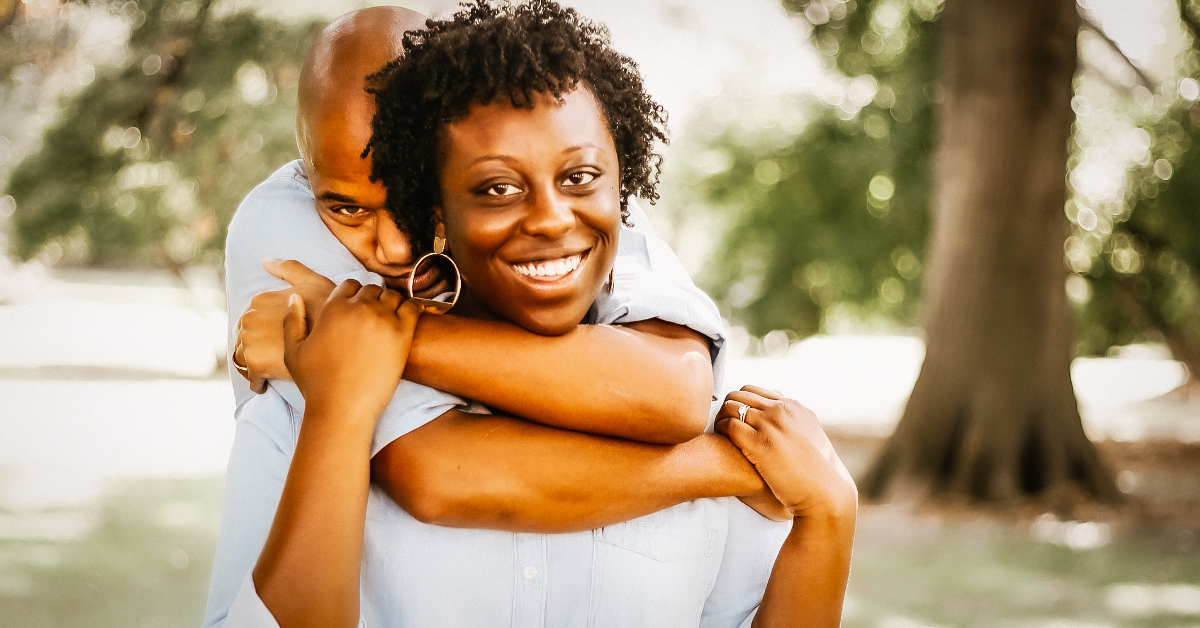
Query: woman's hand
234 259 336 392
715 385 857 521
283 279 422 423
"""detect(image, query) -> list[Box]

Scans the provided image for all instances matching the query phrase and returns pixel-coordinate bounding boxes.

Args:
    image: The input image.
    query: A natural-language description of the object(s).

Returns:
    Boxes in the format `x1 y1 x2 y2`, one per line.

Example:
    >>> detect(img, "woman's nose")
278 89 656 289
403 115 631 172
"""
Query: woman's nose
522 186 575 239
375 211 414 265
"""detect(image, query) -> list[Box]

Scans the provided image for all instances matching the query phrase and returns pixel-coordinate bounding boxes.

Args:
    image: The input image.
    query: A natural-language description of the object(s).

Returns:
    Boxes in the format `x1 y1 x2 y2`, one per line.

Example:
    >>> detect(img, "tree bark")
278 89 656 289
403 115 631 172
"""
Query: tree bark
862 0 1118 503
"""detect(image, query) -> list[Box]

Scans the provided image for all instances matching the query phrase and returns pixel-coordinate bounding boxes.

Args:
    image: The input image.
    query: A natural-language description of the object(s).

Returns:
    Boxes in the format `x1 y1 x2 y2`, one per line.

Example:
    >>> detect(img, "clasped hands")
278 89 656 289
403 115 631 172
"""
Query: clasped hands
240 258 423 425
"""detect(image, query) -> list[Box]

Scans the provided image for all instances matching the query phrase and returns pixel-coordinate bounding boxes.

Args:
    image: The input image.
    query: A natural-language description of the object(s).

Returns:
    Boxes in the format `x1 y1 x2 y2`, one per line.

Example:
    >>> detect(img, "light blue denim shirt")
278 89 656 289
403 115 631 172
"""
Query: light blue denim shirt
205 161 790 628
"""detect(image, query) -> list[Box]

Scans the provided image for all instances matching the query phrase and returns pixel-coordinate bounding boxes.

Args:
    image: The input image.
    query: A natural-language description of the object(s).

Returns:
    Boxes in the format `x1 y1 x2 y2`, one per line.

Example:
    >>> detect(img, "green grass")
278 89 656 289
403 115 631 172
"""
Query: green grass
1 478 1197 628
0 478 221 628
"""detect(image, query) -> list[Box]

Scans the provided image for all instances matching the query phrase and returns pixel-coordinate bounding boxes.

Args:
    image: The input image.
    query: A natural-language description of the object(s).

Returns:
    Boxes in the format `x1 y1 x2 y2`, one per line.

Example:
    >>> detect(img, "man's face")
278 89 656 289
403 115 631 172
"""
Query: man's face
305 113 440 294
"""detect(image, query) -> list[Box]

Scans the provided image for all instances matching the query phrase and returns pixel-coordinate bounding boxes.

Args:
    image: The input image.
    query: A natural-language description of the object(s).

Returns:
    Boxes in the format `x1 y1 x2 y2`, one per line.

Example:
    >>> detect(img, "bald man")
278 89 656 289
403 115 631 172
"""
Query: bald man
205 7 790 627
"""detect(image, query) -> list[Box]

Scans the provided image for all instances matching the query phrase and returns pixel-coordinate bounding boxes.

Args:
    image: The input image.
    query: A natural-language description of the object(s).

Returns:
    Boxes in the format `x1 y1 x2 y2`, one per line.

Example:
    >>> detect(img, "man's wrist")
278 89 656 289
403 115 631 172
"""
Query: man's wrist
682 434 764 497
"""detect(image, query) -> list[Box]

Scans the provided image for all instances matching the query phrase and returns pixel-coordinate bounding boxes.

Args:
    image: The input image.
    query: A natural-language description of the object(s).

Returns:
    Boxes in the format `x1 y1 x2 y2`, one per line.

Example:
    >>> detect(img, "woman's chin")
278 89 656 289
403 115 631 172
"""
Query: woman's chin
513 306 589 337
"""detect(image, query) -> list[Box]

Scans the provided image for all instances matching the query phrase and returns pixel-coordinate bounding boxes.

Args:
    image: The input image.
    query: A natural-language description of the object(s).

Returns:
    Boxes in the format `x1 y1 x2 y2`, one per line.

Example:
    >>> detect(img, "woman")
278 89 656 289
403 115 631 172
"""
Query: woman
231 2 855 627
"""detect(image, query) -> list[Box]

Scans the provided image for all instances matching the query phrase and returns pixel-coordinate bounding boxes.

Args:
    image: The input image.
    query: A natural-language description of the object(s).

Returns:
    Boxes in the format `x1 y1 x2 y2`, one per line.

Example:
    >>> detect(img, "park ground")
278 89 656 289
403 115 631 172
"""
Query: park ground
0 265 1197 628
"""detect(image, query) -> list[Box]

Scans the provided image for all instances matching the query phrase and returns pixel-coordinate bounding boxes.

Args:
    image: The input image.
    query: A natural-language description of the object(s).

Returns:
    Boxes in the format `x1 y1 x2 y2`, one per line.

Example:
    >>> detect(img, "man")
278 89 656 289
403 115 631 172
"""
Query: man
204 7 790 627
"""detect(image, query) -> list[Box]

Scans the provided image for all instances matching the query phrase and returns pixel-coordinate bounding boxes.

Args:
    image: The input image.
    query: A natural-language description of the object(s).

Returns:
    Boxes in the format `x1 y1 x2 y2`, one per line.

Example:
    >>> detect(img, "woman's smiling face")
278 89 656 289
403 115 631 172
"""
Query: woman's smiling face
437 87 622 335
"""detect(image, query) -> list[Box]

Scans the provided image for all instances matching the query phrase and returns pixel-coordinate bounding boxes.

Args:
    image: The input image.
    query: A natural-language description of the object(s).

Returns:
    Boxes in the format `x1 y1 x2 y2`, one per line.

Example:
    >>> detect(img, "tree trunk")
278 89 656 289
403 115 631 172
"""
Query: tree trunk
861 0 1118 503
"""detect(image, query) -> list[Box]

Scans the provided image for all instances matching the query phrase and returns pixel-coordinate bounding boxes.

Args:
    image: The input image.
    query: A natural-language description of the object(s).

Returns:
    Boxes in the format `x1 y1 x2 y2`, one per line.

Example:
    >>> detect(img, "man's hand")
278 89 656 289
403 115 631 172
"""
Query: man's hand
234 259 336 392
716 386 857 521
283 279 422 422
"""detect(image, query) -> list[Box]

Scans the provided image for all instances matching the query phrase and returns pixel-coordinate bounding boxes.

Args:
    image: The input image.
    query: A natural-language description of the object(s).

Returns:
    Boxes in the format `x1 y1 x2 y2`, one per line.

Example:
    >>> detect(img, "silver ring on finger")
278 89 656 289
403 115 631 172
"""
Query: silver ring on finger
737 403 749 422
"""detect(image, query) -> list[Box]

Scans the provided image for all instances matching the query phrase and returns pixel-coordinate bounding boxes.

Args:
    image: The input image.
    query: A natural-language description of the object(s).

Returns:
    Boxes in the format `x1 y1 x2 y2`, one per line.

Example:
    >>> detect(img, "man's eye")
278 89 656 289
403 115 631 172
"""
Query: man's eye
485 183 521 196
334 206 366 216
564 171 597 186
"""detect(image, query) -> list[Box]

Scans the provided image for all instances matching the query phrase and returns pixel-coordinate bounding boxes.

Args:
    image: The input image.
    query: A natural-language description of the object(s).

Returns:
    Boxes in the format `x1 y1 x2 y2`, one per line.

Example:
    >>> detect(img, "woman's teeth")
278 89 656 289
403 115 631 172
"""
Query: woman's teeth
512 253 583 278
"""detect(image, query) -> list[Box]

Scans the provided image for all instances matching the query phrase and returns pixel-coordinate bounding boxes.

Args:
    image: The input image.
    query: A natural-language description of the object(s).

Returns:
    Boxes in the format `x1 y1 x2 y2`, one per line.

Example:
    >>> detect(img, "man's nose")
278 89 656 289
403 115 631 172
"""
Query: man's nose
522 185 575 239
375 211 414 266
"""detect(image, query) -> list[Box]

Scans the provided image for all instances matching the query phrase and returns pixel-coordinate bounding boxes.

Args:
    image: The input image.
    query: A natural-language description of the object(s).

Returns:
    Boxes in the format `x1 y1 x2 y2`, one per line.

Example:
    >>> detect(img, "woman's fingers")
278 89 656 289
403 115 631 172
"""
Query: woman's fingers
740 384 784 400
353 283 385 302
378 288 403 312
723 389 769 410
715 417 757 451
330 278 363 301
716 398 761 429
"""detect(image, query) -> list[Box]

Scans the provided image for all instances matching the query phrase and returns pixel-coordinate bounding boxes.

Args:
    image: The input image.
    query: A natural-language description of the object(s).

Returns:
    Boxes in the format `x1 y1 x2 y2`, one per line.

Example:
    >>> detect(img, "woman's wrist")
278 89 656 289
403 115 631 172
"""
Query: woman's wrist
301 397 386 436
790 483 859 524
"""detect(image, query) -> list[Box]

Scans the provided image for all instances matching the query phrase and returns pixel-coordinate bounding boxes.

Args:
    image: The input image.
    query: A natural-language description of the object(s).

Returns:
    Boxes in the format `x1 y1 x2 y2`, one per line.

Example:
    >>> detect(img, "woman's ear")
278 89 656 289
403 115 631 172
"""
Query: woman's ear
432 212 448 255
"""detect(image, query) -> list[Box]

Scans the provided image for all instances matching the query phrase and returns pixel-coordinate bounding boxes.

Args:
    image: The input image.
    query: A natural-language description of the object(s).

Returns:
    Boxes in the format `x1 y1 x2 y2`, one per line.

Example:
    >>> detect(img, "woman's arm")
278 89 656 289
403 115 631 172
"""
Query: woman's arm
714 386 858 628
237 259 713 444
252 282 421 628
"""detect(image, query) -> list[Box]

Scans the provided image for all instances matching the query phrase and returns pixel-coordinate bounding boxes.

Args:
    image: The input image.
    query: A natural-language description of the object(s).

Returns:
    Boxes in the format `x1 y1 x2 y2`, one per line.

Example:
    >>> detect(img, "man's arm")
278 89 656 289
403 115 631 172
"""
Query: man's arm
371 409 787 533
245 260 715 444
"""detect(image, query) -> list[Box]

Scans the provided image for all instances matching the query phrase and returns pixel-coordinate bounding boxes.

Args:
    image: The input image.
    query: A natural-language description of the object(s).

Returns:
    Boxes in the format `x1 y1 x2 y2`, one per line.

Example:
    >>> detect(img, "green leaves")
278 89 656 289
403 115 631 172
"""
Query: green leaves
5 0 320 267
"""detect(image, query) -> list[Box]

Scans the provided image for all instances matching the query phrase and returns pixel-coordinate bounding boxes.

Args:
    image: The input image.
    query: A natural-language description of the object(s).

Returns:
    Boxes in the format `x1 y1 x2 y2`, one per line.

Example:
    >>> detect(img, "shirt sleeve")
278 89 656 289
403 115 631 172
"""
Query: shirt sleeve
222 574 282 628
223 161 373 417
221 160 466 444
592 201 729 396
700 500 792 628
202 390 296 628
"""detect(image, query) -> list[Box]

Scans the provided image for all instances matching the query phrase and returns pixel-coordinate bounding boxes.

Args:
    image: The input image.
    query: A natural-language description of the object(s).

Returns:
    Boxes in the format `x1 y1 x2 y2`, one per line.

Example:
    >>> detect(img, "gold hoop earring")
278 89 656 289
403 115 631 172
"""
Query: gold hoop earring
406 235 461 314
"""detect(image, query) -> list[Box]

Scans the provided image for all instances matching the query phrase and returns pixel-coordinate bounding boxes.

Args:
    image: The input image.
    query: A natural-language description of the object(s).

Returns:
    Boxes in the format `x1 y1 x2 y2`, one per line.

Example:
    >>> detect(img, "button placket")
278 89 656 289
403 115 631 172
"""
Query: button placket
512 533 547 628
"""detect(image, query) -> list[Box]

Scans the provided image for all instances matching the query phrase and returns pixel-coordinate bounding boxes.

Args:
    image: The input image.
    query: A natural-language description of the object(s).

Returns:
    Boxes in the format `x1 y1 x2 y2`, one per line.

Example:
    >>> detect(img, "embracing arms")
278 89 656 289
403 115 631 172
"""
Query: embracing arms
239 259 713 444
405 315 712 444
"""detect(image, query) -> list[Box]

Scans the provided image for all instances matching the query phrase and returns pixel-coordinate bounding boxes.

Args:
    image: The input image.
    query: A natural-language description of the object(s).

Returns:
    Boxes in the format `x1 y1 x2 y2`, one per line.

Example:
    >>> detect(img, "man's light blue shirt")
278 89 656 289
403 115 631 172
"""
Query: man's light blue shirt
205 161 789 628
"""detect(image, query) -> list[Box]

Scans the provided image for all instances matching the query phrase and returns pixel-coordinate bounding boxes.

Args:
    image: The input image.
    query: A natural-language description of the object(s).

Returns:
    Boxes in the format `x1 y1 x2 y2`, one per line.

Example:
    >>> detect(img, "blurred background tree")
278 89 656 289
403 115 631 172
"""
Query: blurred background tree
3 0 319 270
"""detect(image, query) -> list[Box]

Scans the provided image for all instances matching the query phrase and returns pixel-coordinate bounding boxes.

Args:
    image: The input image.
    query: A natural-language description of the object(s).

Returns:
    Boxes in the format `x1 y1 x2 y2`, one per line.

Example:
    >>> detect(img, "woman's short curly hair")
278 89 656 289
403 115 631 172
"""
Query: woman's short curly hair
363 0 668 254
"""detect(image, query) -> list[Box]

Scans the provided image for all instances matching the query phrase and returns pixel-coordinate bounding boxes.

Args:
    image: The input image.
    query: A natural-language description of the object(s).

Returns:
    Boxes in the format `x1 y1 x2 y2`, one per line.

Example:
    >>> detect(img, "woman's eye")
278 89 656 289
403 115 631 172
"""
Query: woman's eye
564 171 597 187
334 206 367 217
485 183 521 196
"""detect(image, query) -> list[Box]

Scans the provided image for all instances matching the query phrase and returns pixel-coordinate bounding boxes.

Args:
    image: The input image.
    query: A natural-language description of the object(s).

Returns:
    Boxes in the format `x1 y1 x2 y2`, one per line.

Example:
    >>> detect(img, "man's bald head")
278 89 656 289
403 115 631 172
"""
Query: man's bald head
294 7 430 288
296 6 426 171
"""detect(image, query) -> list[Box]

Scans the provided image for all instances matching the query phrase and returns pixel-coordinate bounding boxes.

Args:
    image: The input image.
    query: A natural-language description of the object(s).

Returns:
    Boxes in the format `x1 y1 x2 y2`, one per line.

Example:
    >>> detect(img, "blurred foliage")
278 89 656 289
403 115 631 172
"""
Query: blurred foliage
3 0 320 268
1073 6 1200 371
691 0 941 337
694 0 1200 375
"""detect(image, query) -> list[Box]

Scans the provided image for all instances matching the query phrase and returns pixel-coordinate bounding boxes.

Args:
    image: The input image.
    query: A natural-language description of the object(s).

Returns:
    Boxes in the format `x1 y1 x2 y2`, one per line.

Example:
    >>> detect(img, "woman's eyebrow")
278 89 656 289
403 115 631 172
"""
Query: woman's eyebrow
560 143 603 155
466 155 520 167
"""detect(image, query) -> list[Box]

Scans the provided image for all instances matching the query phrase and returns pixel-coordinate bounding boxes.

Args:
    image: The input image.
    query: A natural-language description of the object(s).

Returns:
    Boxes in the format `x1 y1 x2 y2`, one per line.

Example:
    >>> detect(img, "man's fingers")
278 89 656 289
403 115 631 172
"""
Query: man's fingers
262 258 334 289
282 293 308 346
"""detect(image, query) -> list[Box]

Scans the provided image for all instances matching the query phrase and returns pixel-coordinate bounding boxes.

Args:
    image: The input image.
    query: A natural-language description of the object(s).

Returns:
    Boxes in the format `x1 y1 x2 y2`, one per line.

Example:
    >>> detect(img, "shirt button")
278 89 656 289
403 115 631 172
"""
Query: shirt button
523 565 538 580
